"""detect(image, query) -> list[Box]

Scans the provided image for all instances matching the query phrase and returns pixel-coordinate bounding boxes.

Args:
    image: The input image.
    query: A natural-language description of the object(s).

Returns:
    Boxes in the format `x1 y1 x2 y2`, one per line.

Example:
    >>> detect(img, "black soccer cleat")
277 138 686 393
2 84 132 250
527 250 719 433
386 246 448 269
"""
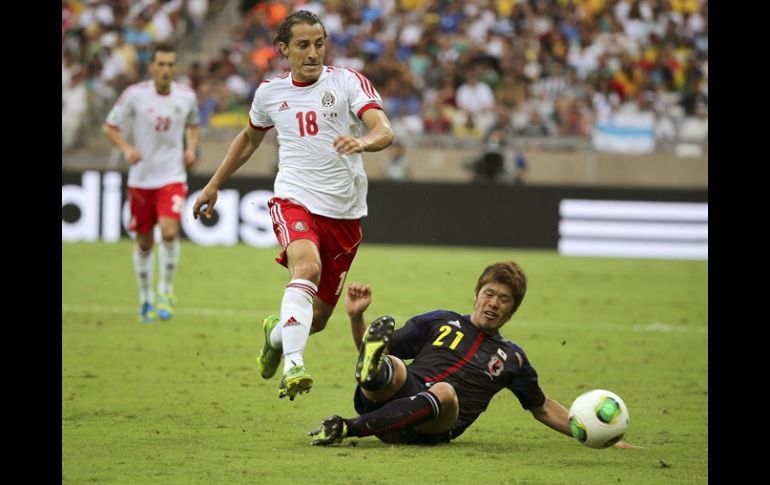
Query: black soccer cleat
308 415 348 445
355 315 395 386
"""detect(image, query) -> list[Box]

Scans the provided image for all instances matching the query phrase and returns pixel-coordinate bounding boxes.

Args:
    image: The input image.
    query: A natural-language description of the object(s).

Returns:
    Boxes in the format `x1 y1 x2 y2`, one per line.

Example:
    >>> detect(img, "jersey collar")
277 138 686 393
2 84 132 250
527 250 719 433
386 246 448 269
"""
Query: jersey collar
291 66 328 87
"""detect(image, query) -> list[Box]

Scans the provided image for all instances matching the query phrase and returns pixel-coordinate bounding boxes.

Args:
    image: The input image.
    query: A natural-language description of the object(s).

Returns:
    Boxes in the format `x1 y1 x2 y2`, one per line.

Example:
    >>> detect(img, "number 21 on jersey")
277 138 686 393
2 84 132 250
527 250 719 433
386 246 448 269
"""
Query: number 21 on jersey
296 111 318 137
432 325 464 350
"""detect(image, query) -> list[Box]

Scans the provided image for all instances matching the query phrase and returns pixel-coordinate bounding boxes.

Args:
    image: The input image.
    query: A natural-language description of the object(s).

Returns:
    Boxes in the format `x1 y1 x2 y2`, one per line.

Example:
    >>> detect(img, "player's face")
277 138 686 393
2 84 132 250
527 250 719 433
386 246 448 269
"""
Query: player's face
281 23 326 83
471 281 515 335
150 51 177 93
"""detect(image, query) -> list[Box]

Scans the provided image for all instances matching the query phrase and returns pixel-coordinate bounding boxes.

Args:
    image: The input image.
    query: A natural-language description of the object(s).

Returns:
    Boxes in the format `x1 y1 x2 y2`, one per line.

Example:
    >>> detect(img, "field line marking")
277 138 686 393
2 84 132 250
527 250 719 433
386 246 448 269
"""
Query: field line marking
62 305 706 333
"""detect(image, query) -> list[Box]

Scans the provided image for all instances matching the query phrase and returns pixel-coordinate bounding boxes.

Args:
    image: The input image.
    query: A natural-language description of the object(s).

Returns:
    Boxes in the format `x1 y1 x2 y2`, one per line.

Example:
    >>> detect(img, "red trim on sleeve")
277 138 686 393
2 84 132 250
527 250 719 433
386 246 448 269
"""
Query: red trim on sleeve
248 119 274 131
357 103 383 119
344 68 377 98
105 123 120 132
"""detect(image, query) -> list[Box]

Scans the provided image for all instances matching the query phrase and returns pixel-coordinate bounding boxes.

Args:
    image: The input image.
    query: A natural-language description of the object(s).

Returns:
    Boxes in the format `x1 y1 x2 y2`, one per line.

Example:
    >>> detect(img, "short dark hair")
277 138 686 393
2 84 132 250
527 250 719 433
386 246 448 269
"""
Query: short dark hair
273 10 326 46
150 44 176 62
475 261 528 315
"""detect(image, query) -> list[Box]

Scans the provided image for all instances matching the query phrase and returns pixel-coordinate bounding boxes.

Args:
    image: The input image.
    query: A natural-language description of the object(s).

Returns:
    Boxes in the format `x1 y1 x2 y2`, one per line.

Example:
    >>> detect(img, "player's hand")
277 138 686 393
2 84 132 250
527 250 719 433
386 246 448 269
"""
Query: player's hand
334 135 366 155
192 185 218 220
123 147 142 165
345 283 372 318
613 441 645 449
184 148 197 167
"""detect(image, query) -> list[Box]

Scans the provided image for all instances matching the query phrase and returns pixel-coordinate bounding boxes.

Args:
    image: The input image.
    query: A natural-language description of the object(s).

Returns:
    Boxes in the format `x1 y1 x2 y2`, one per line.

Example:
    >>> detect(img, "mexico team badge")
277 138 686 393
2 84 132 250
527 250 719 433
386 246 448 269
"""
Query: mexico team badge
293 221 308 232
320 90 338 108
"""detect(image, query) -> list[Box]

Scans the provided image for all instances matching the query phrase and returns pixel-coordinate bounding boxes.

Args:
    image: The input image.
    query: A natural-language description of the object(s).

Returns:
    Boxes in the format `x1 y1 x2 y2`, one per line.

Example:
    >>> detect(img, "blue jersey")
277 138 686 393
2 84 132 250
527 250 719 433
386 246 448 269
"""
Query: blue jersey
389 310 545 439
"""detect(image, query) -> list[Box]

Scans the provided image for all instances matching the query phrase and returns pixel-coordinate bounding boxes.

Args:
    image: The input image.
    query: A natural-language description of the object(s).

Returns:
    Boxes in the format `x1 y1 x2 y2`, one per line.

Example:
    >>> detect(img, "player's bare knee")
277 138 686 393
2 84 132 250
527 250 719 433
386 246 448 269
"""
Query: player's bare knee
389 356 407 389
415 382 459 433
160 228 178 241
361 356 406 402
429 382 459 413
136 233 154 252
291 260 322 283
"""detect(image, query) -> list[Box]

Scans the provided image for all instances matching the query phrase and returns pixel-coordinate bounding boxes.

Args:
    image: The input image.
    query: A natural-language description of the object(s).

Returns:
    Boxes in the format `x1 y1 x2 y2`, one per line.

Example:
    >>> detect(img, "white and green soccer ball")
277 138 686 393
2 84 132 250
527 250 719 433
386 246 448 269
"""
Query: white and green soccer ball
568 389 629 449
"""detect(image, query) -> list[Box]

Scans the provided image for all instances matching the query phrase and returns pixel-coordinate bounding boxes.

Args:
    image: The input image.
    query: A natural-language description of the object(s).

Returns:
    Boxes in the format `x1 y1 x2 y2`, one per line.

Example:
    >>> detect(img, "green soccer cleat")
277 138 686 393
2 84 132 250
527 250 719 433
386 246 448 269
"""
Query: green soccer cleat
355 315 395 386
308 415 348 446
257 315 282 379
157 293 176 321
278 362 313 401
138 302 156 323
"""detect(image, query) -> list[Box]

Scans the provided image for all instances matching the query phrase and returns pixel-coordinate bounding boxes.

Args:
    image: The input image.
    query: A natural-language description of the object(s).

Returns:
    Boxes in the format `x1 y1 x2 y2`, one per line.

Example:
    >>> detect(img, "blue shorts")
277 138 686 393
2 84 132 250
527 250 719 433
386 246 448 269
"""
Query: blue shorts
352 368 453 445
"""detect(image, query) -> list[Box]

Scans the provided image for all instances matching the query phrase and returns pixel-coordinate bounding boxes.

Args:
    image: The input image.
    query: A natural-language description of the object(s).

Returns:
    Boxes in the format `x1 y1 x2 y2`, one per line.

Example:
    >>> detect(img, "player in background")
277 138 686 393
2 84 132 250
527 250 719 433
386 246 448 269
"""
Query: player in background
103 45 200 323
308 262 640 448
192 11 394 400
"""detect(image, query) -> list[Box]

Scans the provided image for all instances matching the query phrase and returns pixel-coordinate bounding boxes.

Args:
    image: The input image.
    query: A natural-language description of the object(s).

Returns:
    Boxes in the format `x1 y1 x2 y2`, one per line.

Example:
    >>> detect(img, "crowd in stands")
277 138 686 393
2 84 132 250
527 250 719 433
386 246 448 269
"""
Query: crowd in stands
62 0 217 150
63 0 708 154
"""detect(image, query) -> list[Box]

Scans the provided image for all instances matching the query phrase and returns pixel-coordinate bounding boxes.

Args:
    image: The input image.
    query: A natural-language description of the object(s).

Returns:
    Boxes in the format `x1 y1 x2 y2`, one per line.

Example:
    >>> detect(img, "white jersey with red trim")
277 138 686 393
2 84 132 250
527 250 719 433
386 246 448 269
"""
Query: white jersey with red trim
106 81 200 189
249 66 383 219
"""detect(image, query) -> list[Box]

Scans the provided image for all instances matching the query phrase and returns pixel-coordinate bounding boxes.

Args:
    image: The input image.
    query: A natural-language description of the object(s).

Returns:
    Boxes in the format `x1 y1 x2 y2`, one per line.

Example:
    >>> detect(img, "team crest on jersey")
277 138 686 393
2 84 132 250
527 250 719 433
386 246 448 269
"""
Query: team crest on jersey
486 355 505 378
320 90 338 108
292 221 308 232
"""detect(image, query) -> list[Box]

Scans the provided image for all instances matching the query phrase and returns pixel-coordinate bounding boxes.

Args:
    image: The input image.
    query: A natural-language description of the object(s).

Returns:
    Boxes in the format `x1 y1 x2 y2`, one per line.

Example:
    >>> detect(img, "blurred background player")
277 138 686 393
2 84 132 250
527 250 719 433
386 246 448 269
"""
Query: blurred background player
103 45 201 323
309 262 638 448
192 11 394 400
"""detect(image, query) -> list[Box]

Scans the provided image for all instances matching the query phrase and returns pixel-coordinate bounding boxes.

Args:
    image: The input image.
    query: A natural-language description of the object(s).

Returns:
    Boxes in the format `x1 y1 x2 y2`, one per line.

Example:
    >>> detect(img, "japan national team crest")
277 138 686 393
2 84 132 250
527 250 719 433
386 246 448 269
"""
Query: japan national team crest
320 90 338 108
486 354 505 378
292 221 308 232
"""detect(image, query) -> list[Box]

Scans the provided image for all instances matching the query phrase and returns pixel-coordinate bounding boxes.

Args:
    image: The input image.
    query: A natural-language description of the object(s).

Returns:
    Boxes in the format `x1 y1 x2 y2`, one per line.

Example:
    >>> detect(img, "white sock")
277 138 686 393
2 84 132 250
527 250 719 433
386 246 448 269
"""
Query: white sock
133 246 154 304
279 279 317 373
158 238 180 295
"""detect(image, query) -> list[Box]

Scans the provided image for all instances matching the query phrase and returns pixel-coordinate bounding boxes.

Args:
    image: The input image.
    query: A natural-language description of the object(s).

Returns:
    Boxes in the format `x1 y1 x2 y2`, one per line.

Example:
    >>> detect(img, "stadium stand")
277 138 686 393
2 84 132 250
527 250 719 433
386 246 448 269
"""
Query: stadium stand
62 0 707 185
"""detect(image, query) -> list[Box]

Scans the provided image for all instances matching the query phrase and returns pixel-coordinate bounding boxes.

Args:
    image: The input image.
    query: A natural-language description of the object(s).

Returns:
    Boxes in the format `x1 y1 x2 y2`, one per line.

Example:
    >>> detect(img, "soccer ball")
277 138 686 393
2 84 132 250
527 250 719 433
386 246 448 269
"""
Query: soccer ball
568 389 629 449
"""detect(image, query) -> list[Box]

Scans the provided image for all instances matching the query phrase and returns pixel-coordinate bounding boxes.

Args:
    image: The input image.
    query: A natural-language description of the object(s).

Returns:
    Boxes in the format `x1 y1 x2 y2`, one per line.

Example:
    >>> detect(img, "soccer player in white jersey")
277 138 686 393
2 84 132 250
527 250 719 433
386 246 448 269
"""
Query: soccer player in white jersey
192 10 394 400
103 45 201 324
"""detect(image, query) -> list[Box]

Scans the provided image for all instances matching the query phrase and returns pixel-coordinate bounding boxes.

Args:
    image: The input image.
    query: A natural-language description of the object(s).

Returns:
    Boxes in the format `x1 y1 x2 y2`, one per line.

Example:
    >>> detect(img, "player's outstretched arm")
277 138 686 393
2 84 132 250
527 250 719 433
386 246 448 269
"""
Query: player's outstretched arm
531 397 644 449
102 124 142 165
530 397 572 437
184 124 200 167
333 109 394 155
192 127 266 219
345 283 372 350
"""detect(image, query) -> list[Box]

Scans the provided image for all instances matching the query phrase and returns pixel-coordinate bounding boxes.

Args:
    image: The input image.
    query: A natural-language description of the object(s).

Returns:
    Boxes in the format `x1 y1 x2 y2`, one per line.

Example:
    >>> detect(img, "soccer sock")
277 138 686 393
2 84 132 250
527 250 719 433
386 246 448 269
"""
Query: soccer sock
345 391 441 438
132 246 154 304
158 238 180 295
279 279 317 373
360 355 394 391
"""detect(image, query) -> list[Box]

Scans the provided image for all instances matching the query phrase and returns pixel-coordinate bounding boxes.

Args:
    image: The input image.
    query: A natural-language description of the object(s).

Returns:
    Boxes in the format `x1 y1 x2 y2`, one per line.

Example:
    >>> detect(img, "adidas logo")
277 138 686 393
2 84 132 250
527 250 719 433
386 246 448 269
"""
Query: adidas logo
283 316 300 327
278 101 290 111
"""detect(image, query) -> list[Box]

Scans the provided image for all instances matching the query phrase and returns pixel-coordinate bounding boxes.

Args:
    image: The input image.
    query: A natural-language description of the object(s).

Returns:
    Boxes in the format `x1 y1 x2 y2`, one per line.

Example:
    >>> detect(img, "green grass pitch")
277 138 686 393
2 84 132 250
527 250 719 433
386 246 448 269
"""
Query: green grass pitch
62 241 707 484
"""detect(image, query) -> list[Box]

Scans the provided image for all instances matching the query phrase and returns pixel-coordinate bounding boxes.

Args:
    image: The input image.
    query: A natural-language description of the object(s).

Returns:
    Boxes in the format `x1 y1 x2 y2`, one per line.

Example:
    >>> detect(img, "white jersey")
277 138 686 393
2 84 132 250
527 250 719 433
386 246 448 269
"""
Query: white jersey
249 66 383 219
106 80 200 189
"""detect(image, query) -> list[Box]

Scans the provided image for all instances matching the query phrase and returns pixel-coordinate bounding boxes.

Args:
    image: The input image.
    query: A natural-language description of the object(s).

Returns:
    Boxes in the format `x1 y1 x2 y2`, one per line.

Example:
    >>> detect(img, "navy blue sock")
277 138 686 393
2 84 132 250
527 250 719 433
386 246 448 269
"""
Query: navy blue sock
346 391 441 437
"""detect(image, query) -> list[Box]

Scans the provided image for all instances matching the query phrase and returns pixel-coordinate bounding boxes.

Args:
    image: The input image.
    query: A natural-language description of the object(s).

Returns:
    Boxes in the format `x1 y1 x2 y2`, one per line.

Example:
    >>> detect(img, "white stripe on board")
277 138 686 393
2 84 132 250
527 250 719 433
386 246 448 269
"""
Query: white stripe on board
559 220 708 240
560 200 708 221
558 239 708 260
